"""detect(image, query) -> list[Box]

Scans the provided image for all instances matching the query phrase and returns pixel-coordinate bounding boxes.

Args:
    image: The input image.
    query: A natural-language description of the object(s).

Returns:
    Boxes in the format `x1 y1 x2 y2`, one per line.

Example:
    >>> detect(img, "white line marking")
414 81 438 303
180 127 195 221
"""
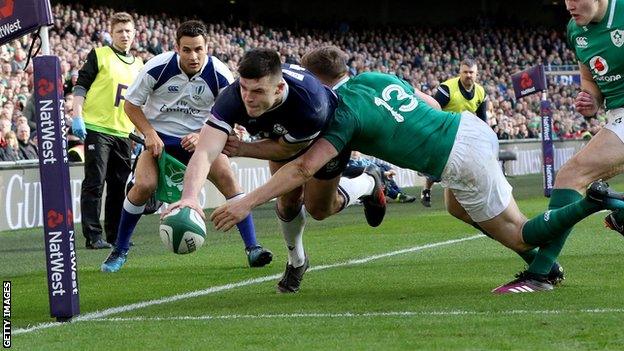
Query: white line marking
86 308 624 322
13 235 484 335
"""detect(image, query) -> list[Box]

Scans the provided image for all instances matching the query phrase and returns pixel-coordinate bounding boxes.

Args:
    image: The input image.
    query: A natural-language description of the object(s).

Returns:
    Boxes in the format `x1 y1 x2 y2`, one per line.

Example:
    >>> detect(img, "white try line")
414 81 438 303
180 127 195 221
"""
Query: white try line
14 234 484 335
87 308 624 322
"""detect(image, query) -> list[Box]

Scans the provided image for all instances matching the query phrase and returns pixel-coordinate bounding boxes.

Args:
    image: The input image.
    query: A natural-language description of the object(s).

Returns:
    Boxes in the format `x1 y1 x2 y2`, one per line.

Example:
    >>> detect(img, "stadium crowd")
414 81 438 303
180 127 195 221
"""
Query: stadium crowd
0 3 605 161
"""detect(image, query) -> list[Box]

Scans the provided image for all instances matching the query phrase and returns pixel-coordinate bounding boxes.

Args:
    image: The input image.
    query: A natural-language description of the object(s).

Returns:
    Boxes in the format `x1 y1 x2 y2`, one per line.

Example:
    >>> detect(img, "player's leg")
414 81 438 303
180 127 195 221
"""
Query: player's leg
488 180 624 293
103 136 132 245
557 127 624 233
271 160 309 293
208 153 272 267
304 149 385 225
444 112 562 292
303 176 343 220
444 187 562 279
516 128 624 282
448 144 589 293
101 152 158 273
555 128 624 192
421 176 435 207
81 131 113 249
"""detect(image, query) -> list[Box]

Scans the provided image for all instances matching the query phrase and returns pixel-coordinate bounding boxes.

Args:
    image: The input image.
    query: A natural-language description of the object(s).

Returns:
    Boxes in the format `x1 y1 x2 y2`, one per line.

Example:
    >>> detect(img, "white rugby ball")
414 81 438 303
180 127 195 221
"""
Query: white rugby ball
159 207 206 254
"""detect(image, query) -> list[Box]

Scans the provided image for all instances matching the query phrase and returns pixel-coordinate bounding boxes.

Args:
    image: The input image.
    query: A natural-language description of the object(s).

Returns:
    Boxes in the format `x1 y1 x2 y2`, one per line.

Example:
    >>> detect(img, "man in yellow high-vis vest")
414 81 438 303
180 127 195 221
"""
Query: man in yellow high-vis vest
71 12 144 249
418 58 489 207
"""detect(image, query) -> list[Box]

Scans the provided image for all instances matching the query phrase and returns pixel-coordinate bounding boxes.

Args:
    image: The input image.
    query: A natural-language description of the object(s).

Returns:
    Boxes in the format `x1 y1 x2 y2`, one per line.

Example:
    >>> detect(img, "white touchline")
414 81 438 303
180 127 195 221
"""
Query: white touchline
86 308 624 322
14 234 484 335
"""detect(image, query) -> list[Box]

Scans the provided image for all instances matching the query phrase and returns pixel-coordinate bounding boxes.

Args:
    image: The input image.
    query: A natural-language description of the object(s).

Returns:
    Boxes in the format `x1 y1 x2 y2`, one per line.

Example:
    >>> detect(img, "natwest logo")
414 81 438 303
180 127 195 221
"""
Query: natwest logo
37 78 55 97
47 209 64 229
590 56 609 76
0 0 15 19
520 72 534 89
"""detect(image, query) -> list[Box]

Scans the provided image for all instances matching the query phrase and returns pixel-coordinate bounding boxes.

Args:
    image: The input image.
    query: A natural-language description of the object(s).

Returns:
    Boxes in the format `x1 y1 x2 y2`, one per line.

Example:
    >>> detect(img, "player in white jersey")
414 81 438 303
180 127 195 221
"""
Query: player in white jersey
101 20 272 273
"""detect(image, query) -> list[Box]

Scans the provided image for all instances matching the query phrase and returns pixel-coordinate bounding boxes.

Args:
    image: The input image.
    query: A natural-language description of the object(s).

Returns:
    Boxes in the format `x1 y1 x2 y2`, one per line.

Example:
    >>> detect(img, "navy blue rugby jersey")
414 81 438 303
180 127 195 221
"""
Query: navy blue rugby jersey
207 64 337 143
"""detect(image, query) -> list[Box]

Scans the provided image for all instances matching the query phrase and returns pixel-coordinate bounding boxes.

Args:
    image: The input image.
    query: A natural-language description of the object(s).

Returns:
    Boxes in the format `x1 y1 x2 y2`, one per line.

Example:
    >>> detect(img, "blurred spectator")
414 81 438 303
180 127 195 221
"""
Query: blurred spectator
17 123 38 160
0 2 605 142
2 131 21 161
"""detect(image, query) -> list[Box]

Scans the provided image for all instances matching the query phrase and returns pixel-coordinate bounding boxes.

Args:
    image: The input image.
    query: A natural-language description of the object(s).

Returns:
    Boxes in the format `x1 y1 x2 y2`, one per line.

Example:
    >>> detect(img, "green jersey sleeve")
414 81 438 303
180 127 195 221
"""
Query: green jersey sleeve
321 108 359 154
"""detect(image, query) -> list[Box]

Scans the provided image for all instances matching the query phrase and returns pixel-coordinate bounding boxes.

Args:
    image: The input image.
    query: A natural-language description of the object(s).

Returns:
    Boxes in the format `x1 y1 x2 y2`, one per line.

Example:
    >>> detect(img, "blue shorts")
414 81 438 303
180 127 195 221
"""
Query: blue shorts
158 132 193 165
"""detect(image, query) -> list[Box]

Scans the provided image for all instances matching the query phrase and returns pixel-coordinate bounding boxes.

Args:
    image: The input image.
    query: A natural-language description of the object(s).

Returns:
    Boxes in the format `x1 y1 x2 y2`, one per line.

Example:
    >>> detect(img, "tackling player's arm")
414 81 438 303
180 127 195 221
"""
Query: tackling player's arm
223 136 311 160
211 138 337 231
415 89 441 110
164 124 229 218
575 62 604 117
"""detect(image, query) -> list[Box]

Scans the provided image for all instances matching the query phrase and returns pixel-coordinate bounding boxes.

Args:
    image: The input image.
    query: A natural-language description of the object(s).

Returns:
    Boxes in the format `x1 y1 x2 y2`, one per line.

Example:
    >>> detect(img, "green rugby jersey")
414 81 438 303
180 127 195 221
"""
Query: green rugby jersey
322 72 460 178
567 0 624 110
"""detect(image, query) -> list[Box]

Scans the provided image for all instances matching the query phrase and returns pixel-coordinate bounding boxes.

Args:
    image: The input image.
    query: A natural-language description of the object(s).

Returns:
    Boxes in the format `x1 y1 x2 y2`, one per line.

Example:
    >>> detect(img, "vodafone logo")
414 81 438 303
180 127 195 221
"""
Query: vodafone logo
590 56 609 76
0 0 15 19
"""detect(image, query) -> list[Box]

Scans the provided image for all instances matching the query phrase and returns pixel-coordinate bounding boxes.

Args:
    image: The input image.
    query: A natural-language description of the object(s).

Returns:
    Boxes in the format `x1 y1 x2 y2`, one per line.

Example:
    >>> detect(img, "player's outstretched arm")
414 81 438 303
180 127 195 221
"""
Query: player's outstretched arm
211 138 338 231
575 63 604 117
223 136 311 160
163 125 228 219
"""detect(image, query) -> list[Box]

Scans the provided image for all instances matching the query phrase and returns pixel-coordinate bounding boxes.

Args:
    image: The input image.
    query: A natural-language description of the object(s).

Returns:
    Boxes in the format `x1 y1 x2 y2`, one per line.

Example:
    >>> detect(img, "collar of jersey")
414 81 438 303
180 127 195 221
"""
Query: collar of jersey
332 75 350 90
265 78 289 113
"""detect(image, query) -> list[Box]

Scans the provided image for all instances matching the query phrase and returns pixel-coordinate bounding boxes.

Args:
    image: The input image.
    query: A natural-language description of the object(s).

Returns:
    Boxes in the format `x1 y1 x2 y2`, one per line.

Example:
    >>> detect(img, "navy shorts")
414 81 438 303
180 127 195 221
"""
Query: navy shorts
158 132 193 165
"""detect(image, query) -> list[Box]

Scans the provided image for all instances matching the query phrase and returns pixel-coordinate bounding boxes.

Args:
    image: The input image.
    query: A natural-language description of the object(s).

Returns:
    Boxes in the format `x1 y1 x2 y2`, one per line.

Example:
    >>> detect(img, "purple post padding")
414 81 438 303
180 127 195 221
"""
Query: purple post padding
0 0 53 46
33 55 80 320
540 98 555 198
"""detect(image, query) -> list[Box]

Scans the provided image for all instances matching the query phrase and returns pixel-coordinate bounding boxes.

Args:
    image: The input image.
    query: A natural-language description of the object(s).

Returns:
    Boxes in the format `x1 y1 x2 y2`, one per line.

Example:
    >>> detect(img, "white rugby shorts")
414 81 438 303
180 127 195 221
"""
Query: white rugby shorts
440 112 513 222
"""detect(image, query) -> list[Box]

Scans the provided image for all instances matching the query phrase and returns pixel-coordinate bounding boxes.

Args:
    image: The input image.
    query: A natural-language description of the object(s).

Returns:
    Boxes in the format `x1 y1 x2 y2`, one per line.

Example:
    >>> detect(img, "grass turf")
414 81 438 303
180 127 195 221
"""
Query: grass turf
2 174 624 350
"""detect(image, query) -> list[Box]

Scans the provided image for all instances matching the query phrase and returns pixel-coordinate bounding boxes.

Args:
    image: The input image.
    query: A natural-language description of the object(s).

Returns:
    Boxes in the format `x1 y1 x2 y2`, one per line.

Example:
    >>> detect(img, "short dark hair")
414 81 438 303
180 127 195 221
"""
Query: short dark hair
176 20 207 44
238 48 282 80
301 46 348 81
111 12 134 29
460 57 477 68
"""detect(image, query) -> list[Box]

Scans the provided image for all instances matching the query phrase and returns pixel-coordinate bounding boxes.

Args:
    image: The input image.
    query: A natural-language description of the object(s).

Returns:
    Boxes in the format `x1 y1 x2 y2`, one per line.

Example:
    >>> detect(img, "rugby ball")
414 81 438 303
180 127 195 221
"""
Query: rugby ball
159 207 206 254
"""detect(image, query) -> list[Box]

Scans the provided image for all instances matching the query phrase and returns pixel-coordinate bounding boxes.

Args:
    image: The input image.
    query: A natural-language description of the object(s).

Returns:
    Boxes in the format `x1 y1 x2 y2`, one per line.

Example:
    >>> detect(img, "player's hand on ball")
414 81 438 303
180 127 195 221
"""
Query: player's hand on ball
162 199 205 220
574 91 599 117
181 132 199 152
222 134 242 157
210 198 252 231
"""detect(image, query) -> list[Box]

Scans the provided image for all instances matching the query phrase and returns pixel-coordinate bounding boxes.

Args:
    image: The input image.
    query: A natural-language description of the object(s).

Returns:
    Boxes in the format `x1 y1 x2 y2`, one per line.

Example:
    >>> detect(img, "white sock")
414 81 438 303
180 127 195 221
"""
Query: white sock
278 206 306 267
124 197 146 214
338 174 375 207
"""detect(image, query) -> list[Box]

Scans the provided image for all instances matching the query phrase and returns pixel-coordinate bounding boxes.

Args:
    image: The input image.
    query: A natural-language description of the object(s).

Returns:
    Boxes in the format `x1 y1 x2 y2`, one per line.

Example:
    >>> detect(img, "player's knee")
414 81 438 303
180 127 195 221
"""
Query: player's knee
446 208 470 222
276 198 303 220
445 202 471 223
305 203 331 221
129 179 157 201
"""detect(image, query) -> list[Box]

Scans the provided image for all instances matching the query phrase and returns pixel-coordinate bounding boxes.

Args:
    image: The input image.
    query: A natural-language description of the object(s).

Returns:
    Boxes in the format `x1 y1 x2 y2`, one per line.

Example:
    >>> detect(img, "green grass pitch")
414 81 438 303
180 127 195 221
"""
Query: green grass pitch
2 174 624 350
